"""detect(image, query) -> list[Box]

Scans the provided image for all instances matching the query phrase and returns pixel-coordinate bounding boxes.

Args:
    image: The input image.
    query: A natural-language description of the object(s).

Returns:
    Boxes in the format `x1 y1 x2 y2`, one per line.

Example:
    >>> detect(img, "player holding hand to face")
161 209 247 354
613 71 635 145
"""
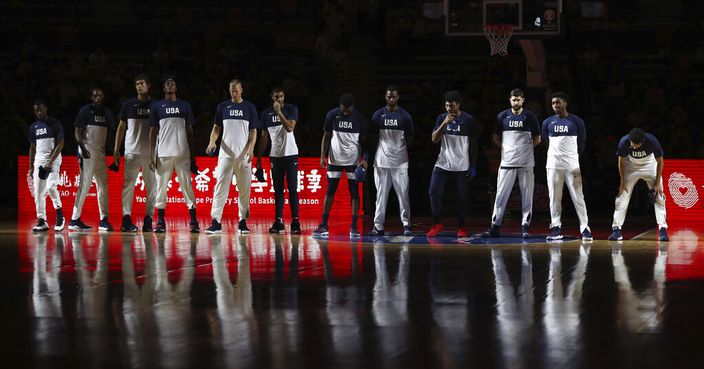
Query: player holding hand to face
427 91 478 238
256 87 301 234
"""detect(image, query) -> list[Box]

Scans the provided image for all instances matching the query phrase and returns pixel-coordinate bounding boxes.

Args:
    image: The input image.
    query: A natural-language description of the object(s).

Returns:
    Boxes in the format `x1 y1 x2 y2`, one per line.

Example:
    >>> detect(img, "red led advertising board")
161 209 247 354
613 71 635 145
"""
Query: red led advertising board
661 160 704 281
18 156 362 221
662 159 704 224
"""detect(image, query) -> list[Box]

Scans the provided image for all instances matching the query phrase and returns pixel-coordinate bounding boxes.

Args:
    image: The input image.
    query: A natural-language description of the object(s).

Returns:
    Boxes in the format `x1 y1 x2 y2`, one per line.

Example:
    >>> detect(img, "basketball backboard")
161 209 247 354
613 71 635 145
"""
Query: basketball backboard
444 0 562 37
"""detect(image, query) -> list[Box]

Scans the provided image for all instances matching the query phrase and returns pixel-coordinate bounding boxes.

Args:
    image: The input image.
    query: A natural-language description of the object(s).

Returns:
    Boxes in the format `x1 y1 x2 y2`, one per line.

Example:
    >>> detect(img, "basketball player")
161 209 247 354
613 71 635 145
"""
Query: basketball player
28 100 65 232
608 128 668 241
426 91 478 238
542 92 592 241
69 88 114 231
482 88 541 238
256 86 301 234
112 75 156 232
149 77 200 233
313 93 368 237
205 79 259 234
369 86 413 236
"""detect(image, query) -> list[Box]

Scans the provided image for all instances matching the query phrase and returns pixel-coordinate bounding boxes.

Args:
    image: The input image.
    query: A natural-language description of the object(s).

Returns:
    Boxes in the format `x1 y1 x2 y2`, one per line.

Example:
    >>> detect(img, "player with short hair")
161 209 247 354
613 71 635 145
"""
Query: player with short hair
69 88 115 231
426 91 478 238
608 128 668 241
369 86 413 236
205 79 259 234
482 88 541 238
28 100 65 232
256 86 301 234
112 74 156 232
313 93 368 237
149 77 200 233
542 92 592 241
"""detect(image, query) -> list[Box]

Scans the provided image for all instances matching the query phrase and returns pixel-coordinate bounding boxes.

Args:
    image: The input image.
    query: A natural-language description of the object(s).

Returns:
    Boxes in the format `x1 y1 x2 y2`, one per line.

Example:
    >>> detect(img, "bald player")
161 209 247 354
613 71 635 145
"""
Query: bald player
205 79 259 234
482 88 541 238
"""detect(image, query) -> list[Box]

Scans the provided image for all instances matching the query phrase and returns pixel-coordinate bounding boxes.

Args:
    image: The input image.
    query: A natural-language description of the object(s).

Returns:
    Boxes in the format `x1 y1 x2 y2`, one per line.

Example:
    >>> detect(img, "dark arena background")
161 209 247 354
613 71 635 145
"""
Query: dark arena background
2 1 704 368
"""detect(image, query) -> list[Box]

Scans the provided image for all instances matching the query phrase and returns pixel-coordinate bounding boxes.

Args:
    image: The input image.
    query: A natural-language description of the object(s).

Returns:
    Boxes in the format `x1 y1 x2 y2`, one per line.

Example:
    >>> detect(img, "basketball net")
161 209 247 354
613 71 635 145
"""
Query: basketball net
483 24 513 56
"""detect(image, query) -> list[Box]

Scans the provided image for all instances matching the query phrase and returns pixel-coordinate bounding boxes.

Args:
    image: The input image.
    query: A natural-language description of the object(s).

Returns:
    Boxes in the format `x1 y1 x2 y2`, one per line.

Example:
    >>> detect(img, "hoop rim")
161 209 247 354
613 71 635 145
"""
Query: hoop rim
482 23 514 34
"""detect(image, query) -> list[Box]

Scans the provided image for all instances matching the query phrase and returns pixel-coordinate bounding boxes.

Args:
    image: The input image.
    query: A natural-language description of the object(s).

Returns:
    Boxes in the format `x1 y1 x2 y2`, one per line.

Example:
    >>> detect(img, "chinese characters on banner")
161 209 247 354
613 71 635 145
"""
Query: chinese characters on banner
18 156 362 220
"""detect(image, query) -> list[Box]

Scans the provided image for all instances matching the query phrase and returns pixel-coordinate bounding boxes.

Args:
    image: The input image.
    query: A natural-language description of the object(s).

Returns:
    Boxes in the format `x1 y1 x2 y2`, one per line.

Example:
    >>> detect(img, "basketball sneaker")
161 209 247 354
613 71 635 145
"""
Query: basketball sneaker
269 219 285 234
54 210 65 231
546 226 562 241
99 218 114 232
521 224 530 239
32 219 49 232
403 226 412 236
69 218 91 231
457 227 469 238
427 224 444 237
658 227 669 241
142 215 153 232
121 215 138 232
369 227 384 236
608 227 623 241
313 224 329 237
205 219 222 234
291 219 302 235
481 224 500 238
238 219 250 234
582 228 593 242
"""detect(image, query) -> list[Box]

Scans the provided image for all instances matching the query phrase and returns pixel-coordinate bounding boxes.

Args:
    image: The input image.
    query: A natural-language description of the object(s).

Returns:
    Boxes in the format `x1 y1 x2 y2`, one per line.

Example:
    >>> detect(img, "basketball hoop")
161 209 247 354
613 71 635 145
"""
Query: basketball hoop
483 24 514 56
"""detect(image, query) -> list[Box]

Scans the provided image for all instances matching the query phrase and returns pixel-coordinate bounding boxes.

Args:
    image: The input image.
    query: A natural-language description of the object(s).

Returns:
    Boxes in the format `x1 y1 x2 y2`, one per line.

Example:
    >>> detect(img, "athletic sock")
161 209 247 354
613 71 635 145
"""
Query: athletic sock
189 208 197 223
321 213 330 226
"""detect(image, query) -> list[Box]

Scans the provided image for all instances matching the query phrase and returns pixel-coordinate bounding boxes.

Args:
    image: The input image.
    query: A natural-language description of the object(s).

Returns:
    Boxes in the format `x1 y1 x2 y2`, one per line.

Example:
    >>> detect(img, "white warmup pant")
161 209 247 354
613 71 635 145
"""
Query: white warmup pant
72 154 108 220
122 154 156 217
490 167 534 227
210 156 252 222
33 161 63 220
155 156 196 210
373 167 411 230
612 161 668 229
546 168 589 231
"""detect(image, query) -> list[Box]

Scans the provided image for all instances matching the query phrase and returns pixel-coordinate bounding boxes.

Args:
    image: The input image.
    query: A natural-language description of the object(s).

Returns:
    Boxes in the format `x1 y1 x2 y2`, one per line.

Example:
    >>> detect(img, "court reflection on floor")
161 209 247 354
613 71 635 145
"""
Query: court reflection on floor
23 231 698 368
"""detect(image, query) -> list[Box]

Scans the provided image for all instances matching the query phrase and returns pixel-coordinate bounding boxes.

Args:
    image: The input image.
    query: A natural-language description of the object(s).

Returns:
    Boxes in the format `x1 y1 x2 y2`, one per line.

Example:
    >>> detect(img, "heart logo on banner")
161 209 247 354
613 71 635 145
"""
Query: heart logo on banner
668 173 699 209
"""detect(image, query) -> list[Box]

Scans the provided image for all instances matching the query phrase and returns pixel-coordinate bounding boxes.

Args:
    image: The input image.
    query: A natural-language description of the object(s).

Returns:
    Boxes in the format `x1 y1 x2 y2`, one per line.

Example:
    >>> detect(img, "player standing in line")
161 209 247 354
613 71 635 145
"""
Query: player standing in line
69 88 115 231
205 79 259 234
313 93 368 238
112 75 156 232
482 88 541 238
426 91 478 238
149 77 200 233
256 86 302 234
542 92 592 241
608 128 668 241
28 100 65 232
369 86 413 236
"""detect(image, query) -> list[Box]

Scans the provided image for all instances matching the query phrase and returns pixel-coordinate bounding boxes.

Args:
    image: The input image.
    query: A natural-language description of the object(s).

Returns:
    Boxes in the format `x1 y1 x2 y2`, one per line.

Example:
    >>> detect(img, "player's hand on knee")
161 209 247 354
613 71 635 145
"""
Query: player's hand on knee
360 160 368 170
320 158 327 169
82 150 91 159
